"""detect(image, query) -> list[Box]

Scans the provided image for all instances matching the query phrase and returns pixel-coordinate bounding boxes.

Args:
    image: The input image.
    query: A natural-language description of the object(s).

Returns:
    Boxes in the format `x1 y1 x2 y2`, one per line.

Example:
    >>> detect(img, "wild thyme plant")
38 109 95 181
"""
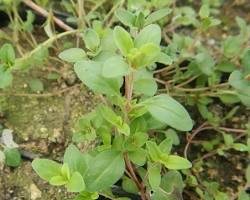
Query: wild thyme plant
32 9 193 200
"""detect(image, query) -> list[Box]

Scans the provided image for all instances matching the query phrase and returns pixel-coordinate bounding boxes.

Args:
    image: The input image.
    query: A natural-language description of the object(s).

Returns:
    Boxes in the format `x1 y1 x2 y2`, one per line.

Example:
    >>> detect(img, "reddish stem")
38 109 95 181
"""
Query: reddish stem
124 73 150 200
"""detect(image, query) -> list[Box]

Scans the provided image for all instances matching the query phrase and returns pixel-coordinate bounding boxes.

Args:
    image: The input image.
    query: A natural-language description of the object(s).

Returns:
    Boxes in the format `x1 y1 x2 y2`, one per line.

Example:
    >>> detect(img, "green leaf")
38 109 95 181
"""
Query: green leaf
134 77 157 96
22 10 35 32
215 192 229 200
216 61 236 73
128 148 147 166
223 36 243 58
135 12 145 29
135 24 161 48
64 144 88 176
102 56 130 78
66 172 86 192
229 70 249 91
28 78 44 92
115 9 135 27
138 43 161 68
74 60 122 95
98 105 121 125
61 163 71 180
83 29 100 51
199 4 210 18
148 163 161 190
118 123 131 136
236 16 248 32
44 22 54 38
237 92 250 107
113 26 134 56
4 148 21 167
232 143 248 152
142 94 193 131
59 48 86 63
122 176 139 194
229 70 250 107
161 170 184 193
112 135 125 151
0 43 15 65
0 67 13 89
146 141 162 162
85 150 125 191
145 8 172 25
49 176 68 186
99 30 117 53
159 138 173 154
156 52 173 65
195 52 215 76
161 155 192 170
164 129 180 145
242 49 250 73
94 51 116 62
74 191 99 200
238 191 250 200
125 132 148 150
218 93 240 104
98 105 130 136
223 133 234 147
32 159 62 181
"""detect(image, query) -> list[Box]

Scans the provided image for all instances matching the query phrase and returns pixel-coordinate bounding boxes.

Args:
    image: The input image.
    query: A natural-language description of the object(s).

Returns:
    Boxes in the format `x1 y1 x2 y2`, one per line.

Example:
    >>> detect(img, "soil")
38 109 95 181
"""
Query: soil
0 68 98 199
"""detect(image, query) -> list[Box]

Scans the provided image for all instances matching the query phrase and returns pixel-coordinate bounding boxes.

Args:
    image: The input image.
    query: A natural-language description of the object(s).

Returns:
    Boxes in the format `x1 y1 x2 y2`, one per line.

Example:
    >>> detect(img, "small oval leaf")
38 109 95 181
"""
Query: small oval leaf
142 94 193 131
59 48 86 63
113 26 134 56
135 24 161 48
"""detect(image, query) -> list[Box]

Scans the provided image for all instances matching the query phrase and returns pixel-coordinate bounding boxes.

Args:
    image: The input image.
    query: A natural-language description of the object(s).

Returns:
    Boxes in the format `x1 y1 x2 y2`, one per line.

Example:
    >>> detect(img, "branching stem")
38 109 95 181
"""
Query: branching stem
124 72 150 200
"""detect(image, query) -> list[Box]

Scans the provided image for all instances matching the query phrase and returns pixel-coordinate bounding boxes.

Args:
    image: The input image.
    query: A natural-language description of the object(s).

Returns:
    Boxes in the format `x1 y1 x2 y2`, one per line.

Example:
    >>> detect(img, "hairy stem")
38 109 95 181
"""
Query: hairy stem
125 72 134 111
124 73 150 200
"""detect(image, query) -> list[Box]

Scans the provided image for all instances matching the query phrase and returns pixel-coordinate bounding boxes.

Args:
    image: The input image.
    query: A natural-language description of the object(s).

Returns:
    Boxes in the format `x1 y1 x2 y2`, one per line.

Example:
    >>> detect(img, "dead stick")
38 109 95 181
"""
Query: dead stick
22 0 74 31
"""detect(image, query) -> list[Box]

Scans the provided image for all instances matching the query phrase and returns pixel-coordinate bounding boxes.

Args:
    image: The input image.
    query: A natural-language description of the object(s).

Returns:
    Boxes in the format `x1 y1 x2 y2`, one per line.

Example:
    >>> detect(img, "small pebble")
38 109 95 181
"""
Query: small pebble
30 183 42 200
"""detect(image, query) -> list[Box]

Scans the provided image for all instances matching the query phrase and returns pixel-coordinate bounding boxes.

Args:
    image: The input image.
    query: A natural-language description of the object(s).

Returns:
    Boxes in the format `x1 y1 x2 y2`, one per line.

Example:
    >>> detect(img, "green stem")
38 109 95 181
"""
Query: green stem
14 30 79 69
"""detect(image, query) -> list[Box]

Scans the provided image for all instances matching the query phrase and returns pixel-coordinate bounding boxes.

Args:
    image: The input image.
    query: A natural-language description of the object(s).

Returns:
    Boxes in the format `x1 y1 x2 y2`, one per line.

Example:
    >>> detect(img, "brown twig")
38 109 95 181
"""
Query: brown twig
217 127 246 133
184 123 247 159
124 153 149 200
22 0 74 31
184 122 210 159
153 65 175 74
175 75 199 88
174 82 229 92
193 130 247 163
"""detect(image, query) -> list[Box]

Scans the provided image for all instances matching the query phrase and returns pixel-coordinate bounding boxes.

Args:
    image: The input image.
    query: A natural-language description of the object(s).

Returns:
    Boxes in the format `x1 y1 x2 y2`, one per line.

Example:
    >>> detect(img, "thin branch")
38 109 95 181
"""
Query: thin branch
174 83 229 92
22 0 74 31
184 123 247 159
217 127 246 133
124 71 150 200
174 75 199 88
184 122 210 159
124 153 149 200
